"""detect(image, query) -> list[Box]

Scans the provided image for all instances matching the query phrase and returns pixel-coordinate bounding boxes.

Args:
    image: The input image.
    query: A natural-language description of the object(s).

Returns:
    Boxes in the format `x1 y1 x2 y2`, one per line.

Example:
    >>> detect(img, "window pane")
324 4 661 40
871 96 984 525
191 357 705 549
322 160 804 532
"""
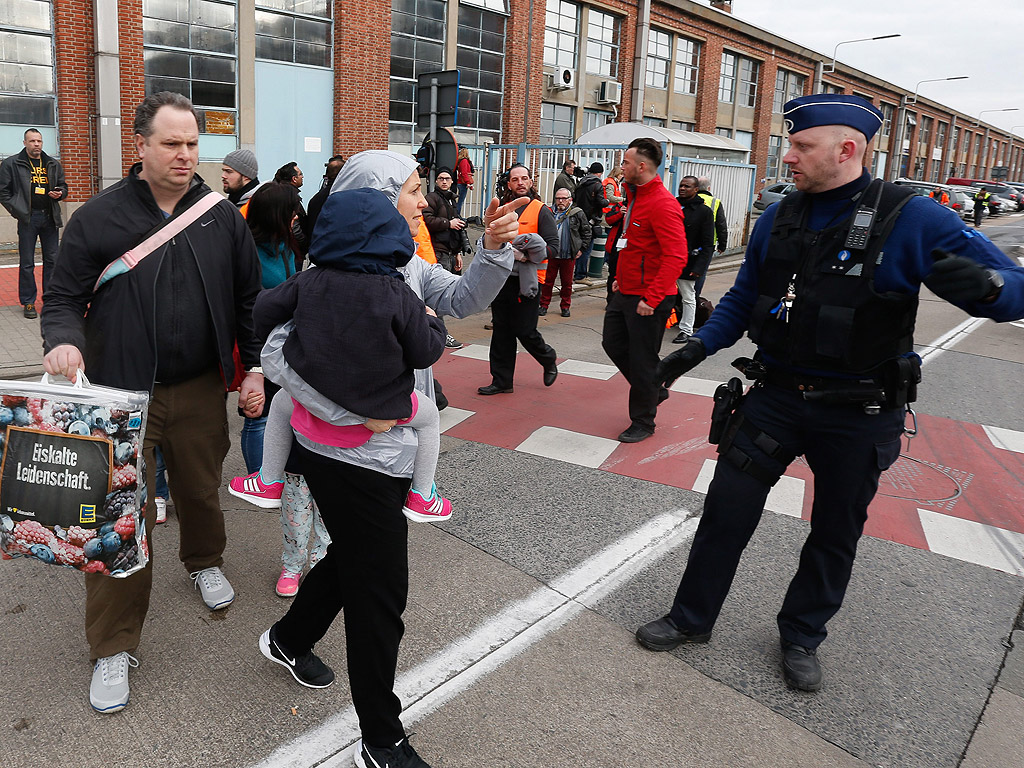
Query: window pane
0 61 50 92
0 93 52 124
192 0 234 29
143 0 188 23
255 10 294 39
295 18 330 45
191 79 234 108
191 26 233 54
146 75 190 99
2 0 52 32
0 31 51 66
143 18 189 48
145 49 190 79
255 35 292 61
191 54 234 82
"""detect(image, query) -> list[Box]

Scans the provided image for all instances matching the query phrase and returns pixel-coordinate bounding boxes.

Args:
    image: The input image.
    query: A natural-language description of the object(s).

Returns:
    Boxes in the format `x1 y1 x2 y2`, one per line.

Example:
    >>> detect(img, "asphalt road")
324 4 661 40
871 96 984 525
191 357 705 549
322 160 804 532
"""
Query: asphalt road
2 213 1024 768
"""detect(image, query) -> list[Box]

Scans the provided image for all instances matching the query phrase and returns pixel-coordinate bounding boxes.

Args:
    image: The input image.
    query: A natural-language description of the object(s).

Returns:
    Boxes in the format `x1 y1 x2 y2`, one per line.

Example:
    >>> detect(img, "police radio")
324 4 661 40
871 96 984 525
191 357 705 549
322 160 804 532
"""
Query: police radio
843 206 876 250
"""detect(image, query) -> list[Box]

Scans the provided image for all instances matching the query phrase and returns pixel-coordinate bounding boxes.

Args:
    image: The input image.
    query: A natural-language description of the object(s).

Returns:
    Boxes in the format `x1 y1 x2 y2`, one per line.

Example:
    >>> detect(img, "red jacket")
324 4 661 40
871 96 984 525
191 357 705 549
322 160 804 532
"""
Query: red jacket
611 176 687 307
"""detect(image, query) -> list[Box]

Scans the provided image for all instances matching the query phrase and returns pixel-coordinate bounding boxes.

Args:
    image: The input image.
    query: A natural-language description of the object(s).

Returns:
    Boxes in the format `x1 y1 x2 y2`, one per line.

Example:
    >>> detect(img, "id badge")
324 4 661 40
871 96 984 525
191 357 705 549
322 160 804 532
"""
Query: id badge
35 186 46 195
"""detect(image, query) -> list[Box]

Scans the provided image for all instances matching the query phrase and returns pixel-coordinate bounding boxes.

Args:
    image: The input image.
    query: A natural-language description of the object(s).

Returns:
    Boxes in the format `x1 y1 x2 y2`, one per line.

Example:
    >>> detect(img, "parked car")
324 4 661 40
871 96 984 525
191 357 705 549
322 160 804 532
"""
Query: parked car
753 181 795 210
893 179 958 209
947 188 974 222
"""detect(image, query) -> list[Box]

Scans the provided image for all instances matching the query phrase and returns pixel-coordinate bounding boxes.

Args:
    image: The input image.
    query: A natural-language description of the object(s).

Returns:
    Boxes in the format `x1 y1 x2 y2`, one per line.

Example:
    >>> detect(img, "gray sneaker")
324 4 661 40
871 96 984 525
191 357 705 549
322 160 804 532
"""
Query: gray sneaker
191 566 235 610
90 651 138 713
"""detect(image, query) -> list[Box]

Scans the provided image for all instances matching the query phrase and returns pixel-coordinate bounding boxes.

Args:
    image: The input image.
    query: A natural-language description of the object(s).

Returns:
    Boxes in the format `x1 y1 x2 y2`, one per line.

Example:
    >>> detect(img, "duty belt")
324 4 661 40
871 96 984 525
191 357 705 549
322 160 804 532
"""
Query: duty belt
762 368 885 406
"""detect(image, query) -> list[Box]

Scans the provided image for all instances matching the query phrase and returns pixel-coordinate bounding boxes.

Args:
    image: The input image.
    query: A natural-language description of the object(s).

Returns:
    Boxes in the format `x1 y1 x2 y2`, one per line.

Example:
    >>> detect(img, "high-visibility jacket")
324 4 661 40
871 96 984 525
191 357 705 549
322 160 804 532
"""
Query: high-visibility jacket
518 198 546 282
602 177 622 216
414 220 437 264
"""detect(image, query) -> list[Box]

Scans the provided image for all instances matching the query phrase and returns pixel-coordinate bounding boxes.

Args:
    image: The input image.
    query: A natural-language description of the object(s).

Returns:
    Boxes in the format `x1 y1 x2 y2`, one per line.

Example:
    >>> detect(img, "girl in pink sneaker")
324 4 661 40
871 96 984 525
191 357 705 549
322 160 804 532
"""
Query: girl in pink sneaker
229 186 452 524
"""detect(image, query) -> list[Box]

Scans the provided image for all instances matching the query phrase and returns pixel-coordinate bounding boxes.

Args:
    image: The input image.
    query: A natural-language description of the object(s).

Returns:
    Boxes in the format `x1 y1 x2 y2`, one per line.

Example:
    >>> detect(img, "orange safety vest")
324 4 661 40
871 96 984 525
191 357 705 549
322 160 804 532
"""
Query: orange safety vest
518 198 546 282
602 177 621 215
414 220 437 264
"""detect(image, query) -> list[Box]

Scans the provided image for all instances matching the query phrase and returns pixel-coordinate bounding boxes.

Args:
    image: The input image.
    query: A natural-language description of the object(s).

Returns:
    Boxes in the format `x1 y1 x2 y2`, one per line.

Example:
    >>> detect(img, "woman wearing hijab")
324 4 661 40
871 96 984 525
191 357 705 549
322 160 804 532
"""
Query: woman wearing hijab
256 150 528 768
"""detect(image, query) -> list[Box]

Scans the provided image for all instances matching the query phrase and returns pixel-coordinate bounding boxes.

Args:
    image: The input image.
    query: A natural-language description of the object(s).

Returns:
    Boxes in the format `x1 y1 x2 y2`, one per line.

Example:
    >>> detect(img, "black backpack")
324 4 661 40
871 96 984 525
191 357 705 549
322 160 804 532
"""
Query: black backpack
573 177 603 220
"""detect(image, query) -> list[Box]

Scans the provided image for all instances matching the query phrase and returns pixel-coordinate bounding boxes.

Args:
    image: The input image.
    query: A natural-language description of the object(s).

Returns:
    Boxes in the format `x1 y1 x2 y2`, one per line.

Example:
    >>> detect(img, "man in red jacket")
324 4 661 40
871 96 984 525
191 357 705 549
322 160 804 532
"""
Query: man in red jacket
601 137 688 442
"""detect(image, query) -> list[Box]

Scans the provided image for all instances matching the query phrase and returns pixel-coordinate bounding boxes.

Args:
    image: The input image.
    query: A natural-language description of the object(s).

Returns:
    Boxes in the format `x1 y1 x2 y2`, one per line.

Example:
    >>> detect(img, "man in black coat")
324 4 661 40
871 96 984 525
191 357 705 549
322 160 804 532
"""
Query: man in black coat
672 175 715 343
41 91 264 716
0 128 67 318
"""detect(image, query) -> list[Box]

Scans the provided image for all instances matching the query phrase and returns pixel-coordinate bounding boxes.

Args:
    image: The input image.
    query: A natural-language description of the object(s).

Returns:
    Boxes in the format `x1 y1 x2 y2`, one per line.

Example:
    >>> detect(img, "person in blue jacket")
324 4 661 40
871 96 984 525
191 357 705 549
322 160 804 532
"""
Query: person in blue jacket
636 94 1024 693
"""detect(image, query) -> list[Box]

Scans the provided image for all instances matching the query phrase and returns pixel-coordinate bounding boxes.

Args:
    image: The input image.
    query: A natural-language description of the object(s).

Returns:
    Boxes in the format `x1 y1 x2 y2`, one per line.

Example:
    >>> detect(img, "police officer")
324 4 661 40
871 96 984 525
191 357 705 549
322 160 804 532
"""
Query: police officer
635 94 1024 692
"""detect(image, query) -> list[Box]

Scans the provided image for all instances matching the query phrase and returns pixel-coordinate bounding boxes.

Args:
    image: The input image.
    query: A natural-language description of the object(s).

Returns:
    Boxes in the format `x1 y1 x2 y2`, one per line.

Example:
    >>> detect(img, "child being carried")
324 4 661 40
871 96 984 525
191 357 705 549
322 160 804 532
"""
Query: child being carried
229 187 451 522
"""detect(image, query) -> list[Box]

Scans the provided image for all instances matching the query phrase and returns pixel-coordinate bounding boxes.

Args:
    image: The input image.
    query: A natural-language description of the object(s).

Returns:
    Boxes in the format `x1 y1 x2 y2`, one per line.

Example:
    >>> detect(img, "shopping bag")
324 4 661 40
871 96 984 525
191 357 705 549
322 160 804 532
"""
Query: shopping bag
0 373 150 577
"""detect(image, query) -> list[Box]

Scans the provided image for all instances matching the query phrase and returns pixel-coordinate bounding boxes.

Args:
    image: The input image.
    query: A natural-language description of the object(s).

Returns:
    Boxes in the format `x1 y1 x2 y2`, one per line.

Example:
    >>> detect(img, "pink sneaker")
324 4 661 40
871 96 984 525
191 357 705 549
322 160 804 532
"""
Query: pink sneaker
228 471 283 509
402 484 453 523
275 569 301 597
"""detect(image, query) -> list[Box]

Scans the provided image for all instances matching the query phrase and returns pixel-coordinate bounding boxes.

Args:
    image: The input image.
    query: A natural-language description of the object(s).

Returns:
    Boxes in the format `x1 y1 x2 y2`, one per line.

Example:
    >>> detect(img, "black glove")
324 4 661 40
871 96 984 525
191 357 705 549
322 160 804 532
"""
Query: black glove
924 249 1000 304
655 337 707 387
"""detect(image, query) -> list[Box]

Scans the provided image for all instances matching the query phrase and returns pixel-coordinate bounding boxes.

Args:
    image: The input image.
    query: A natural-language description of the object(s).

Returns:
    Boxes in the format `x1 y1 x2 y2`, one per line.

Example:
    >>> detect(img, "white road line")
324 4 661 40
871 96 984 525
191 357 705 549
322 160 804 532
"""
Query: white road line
555 358 619 380
449 343 492 361
670 376 722 398
918 509 1024 577
0 262 42 269
917 316 988 366
254 510 700 768
982 424 1024 454
516 425 619 468
438 406 474 433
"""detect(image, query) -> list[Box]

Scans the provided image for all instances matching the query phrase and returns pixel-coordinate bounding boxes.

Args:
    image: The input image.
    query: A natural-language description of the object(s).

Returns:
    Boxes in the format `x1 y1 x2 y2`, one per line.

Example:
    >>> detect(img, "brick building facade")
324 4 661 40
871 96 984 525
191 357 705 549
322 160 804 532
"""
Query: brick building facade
1 0 1020 214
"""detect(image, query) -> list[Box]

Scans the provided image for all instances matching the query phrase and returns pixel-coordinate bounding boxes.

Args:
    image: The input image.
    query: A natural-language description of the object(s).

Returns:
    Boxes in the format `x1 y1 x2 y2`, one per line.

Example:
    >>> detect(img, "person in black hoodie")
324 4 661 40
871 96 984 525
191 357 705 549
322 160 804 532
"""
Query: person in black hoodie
422 166 467 274
672 175 715 343
572 162 608 281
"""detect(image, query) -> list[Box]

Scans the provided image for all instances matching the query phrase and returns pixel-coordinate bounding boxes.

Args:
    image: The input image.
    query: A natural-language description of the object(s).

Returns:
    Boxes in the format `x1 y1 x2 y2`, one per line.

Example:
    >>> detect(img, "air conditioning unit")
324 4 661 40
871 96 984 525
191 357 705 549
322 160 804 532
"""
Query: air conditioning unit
598 80 622 105
551 67 575 90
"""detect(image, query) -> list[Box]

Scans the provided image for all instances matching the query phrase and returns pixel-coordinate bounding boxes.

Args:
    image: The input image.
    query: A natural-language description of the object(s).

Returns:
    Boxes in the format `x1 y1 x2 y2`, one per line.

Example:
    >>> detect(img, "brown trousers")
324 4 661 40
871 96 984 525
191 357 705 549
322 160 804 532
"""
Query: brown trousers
85 369 231 662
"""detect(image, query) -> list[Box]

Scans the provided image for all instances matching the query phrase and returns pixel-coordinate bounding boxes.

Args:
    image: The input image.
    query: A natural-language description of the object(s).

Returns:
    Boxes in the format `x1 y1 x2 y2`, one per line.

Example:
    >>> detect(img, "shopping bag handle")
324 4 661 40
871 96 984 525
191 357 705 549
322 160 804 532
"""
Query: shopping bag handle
40 371 92 389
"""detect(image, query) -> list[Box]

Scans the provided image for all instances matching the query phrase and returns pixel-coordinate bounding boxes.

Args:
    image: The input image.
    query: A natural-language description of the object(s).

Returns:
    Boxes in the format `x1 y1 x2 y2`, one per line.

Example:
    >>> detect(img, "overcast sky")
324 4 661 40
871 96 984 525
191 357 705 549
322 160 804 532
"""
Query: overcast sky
693 0 1024 135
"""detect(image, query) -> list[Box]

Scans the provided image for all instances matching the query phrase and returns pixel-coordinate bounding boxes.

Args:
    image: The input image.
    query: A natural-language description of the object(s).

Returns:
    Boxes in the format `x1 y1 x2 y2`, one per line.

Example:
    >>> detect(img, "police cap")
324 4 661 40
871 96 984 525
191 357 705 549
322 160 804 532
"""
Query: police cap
783 94 884 141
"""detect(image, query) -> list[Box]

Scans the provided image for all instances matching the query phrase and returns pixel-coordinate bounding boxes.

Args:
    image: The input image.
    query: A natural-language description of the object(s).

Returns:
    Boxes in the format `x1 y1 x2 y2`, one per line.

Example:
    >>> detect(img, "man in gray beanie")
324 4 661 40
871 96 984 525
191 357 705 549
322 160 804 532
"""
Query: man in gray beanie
222 148 260 208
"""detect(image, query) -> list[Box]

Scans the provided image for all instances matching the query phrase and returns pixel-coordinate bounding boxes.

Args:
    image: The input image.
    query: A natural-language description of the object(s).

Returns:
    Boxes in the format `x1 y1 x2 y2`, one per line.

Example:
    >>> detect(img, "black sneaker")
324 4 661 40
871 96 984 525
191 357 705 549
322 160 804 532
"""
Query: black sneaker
781 640 822 692
444 334 463 350
355 736 432 768
259 625 335 688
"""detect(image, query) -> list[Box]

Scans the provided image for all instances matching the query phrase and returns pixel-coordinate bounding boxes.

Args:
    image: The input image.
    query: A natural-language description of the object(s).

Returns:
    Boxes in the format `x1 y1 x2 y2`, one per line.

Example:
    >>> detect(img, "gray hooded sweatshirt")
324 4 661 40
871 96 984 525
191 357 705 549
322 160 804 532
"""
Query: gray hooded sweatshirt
262 149 513 478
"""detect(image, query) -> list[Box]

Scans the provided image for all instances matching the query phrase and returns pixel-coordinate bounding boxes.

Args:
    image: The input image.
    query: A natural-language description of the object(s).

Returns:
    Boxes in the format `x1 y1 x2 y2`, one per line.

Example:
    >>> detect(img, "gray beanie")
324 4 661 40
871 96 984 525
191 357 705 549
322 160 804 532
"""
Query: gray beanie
223 148 258 180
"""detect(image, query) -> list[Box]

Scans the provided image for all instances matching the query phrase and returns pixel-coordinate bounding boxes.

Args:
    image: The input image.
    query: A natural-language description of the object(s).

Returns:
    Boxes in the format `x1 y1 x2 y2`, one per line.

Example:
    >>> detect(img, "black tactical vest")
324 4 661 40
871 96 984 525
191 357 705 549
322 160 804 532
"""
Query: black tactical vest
748 180 917 374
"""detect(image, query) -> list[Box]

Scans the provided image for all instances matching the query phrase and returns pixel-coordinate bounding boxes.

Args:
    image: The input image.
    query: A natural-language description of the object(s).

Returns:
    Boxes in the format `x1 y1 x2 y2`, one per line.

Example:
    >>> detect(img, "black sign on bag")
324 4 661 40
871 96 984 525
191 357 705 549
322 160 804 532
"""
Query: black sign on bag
0 427 112 528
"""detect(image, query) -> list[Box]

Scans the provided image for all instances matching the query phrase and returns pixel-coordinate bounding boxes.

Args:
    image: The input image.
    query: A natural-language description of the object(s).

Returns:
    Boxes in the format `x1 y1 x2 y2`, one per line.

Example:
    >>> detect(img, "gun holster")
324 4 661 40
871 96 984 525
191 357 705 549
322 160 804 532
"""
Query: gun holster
709 377 745 445
876 356 921 409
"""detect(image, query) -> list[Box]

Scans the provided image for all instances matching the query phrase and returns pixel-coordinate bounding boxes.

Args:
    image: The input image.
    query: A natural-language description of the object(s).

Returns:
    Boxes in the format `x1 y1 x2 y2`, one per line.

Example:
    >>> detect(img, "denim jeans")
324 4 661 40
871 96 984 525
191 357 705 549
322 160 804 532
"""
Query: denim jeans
18 209 59 305
456 183 469 216
240 414 268 474
154 447 169 499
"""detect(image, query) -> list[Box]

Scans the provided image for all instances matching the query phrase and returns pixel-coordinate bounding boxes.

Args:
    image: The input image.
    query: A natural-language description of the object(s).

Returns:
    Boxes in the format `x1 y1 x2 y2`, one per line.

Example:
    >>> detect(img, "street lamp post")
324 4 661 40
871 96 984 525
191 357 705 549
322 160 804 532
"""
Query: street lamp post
973 108 1020 178
906 76 968 105
814 34 901 91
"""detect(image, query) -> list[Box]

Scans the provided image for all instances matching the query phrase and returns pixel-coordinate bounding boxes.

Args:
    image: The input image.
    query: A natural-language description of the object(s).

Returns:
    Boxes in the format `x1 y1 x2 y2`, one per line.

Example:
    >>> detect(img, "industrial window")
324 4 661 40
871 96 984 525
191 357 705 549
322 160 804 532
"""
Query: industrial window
919 115 933 147
0 0 55 125
143 0 238 135
880 103 894 138
388 0 445 146
540 101 575 144
644 28 671 90
643 116 665 128
766 134 783 179
255 0 332 68
773 68 805 113
718 51 735 103
820 82 842 94
673 36 700 95
737 56 759 107
671 120 695 131
543 0 578 70
455 4 505 144
585 8 619 78
583 108 612 134
935 121 947 150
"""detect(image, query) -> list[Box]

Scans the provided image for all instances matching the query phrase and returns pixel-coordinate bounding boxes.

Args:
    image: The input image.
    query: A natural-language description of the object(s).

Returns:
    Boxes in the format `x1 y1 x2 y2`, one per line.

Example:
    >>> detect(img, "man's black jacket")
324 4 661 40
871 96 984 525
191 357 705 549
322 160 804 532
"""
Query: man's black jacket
41 165 262 393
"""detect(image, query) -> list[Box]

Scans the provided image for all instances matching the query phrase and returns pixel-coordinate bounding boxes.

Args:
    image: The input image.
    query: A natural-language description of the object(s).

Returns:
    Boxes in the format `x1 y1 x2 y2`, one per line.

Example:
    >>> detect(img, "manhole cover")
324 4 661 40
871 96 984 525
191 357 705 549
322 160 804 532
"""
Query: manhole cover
877 454 967 504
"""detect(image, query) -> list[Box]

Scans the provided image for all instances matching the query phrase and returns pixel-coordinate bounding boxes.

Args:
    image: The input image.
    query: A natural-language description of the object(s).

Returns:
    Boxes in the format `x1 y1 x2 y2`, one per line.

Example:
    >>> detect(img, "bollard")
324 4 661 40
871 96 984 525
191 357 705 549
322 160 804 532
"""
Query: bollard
588 231 607 278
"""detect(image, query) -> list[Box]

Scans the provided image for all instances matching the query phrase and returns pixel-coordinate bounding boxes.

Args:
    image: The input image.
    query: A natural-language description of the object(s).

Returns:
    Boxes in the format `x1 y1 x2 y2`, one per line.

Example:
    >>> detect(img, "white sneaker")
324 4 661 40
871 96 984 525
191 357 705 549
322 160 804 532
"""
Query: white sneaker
191 566 235 610
154 497 167 525
89 652 138 713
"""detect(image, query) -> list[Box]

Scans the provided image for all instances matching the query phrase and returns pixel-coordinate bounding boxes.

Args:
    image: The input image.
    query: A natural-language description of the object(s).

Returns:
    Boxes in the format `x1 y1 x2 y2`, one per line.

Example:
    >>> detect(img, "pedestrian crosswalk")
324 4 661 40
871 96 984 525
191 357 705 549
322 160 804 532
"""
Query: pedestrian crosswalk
435 346 1024 578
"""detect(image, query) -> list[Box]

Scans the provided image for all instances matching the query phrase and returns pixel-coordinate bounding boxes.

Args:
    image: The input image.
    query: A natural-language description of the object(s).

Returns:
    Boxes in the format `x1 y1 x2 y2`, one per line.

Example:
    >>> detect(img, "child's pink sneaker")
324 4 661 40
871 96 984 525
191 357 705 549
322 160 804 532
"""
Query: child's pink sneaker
228 471 283 509
275 569 301 597
402 484 453 523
